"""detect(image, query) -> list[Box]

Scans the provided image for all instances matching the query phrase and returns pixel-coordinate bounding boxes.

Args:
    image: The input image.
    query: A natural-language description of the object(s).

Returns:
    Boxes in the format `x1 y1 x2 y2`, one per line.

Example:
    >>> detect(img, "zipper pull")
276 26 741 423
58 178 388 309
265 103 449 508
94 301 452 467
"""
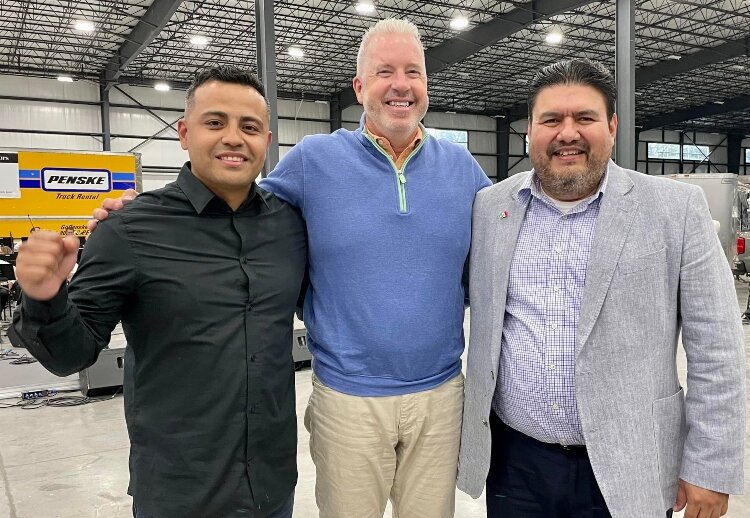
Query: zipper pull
398 172 407 184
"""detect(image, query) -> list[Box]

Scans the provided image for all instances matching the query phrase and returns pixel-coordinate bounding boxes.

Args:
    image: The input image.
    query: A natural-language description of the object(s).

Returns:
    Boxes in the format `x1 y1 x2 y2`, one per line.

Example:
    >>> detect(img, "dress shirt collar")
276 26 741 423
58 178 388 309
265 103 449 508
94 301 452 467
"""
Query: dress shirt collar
177 161 270 214
516 165 609 212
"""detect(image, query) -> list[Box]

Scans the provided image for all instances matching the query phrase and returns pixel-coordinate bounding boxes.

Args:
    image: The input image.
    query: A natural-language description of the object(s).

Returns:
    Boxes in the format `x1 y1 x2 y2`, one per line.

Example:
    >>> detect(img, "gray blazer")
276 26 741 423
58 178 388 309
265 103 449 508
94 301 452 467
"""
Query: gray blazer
458 161 746 517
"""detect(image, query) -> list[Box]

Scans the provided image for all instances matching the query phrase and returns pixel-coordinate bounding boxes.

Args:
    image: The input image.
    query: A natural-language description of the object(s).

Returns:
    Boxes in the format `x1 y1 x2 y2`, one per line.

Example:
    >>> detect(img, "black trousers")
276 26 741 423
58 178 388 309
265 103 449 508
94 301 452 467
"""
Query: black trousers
486 412 674 518
486 411 611 518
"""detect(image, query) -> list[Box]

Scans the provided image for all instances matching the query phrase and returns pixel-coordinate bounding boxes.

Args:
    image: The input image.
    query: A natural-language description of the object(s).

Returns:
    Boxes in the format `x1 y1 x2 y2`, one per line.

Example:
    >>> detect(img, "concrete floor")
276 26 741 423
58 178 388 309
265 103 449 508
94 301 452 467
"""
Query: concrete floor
1 285 750 518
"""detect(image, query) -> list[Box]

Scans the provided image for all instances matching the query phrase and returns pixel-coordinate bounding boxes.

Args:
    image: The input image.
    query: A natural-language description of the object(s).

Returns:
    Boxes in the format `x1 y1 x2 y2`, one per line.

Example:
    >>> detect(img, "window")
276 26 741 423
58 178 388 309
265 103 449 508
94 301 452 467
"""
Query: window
525 134 529 155
682 144 710 162
647 143 680 160
745 149 750 163
425 128 468 149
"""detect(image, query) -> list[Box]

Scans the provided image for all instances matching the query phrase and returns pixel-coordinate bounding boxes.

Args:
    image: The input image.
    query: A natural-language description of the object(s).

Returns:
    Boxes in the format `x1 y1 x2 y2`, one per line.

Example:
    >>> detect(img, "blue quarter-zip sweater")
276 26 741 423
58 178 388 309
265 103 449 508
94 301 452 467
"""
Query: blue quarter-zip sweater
261 120 491 396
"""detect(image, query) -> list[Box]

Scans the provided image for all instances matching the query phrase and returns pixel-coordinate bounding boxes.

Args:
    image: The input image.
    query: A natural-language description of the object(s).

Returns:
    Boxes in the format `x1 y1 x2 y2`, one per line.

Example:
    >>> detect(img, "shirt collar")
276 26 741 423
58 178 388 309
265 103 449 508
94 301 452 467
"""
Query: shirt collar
359 113 425 150
516 167 609 211
177 162 270 214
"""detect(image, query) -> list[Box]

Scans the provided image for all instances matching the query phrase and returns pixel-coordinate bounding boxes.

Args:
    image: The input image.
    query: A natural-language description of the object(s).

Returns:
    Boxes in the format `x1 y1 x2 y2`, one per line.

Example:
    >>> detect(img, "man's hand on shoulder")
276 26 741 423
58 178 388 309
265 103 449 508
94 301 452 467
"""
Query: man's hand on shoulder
16 231 80 301
674 479 729 518
86 188 138 232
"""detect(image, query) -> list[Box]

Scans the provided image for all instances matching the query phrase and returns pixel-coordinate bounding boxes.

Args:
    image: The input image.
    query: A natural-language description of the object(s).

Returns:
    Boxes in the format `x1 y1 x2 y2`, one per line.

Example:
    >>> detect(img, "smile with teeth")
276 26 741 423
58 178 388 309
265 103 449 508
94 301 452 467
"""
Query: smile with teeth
554 150 583 156
387 101 412 107
218 156 245 162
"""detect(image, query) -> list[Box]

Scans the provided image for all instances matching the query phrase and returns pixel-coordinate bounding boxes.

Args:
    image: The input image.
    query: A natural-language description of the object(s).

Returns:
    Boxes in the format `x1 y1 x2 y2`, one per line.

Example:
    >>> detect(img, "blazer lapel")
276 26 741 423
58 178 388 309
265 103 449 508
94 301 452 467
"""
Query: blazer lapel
488 183 530 369
576 162 637 358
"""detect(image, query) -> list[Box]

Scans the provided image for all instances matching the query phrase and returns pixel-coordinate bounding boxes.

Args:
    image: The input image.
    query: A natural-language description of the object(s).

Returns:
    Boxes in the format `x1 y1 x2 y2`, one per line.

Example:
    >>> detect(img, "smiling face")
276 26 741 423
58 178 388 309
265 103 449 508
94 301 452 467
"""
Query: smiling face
178 80 271 209
528 83 617 201
352 32 428 150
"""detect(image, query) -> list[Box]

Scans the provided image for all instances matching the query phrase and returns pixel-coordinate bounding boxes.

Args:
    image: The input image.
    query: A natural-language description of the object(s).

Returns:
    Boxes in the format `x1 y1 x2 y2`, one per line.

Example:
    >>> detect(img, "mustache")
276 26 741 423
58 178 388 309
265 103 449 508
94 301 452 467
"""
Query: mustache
548 142 589 154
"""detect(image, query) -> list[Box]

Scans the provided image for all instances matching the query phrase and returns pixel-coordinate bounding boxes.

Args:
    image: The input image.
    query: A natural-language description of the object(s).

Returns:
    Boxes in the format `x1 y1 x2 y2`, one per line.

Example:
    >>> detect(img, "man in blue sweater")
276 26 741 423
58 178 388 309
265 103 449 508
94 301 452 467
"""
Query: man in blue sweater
261 19 490 518
91 18 489 518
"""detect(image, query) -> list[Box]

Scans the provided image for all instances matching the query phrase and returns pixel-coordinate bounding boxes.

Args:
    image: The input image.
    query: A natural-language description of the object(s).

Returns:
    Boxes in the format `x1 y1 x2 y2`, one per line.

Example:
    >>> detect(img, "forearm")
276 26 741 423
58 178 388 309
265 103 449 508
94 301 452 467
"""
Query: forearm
11 285 109 376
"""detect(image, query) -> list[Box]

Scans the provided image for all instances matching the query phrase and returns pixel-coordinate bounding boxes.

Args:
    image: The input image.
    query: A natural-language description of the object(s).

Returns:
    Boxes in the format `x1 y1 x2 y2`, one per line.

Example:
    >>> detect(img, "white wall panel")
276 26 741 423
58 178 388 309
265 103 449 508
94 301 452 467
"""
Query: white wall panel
142 172 179 193
0 133 100 151
110 138 186 168
278 119 329 146
111 85 186 110
0 75 98 102
0 98 100 132
278 99 330 119
476 156 496 177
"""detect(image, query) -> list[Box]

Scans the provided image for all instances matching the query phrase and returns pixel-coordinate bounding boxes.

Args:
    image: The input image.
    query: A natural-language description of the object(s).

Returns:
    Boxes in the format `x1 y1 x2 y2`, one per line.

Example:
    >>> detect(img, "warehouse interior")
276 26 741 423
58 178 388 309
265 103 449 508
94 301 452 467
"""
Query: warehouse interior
1 0 750 517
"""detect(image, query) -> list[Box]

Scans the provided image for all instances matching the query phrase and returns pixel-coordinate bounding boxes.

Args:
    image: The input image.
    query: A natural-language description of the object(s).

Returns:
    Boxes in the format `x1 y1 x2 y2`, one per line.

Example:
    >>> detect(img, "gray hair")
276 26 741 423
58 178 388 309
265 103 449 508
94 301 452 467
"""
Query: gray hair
356 18 423 77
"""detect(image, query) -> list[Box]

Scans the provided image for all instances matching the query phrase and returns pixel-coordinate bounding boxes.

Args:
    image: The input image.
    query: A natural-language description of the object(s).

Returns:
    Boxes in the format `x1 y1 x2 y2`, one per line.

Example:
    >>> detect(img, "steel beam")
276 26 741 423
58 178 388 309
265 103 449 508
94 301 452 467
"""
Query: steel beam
496 117 510 181
636 36 750 87
102 0 184 89
639 95 750 131
256 0 279 176
338 0 594 109
729 133 743 173
615 0 636 169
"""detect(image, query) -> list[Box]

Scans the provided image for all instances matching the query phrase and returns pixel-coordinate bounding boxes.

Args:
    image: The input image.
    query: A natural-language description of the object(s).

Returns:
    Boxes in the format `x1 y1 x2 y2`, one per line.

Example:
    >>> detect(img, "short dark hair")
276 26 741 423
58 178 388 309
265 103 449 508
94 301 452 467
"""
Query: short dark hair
527 58 616 120
185 65 269 116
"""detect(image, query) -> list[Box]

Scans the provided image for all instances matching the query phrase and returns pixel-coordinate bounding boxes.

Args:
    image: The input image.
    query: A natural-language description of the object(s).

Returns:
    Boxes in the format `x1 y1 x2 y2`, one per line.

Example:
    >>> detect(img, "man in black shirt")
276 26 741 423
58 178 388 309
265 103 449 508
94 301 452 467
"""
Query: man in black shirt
11 67 306 518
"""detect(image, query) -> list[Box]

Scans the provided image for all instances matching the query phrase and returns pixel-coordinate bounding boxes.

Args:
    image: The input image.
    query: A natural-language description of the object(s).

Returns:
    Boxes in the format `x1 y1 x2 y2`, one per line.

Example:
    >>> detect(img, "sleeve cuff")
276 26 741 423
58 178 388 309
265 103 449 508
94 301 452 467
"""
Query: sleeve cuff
21 283 70 323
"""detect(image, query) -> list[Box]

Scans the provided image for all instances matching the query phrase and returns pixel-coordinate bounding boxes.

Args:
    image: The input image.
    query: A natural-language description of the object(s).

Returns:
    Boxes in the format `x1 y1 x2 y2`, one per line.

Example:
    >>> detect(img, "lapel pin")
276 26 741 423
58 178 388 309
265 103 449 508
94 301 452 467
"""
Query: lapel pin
500 210 509 218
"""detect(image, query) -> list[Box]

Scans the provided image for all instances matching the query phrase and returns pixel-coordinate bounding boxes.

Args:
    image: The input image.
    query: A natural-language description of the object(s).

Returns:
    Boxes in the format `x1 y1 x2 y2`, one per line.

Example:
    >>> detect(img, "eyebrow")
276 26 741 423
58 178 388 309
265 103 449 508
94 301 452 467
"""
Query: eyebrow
537 109 601 119
200 111 264 125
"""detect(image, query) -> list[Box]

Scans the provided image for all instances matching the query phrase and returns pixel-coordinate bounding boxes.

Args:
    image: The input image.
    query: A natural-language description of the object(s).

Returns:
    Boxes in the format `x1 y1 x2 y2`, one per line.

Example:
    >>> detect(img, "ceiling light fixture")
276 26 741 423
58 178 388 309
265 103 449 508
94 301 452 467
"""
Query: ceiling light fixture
73 20 95 32
354 1 376 14
545 28 564 45
666 54 681 60
57 75 74 82
450 15 470 31
189 35 210 47
154 82 170 92
713 100 725 104
731 64 746 71
288 46 304 58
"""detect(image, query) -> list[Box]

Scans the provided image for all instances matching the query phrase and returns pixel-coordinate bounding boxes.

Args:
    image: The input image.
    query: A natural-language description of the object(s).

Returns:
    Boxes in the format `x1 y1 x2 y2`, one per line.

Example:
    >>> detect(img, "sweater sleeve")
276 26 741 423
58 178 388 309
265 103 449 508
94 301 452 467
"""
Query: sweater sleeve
260 140 306 210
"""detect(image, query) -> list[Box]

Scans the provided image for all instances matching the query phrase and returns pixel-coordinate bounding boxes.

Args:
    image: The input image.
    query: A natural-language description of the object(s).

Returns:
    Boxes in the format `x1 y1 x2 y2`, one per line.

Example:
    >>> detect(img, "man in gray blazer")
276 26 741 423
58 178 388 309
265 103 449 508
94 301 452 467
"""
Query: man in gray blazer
458 58 745 518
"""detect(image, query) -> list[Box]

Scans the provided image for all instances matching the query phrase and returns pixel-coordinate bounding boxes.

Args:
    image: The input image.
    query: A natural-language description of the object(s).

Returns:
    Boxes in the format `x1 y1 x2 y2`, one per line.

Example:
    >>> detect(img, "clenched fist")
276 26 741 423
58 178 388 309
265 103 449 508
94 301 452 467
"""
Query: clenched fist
16 231 81 301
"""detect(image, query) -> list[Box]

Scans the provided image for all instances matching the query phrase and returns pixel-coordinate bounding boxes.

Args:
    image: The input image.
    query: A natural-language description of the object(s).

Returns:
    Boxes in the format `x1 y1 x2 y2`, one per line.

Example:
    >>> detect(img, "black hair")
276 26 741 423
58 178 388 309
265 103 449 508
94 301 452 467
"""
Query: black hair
528 58 616 120
185 65 269 115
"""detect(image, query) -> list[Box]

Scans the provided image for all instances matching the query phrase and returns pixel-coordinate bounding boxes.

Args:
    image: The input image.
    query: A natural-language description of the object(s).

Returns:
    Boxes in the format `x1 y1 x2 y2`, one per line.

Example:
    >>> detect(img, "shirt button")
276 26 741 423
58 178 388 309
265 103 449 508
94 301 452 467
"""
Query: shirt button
550 322 558 330
482 418 488 427
250 355 256 362
553 285 560 292
555 247 562 254
551 403 559 411
549 364 556 370
242 257 248 264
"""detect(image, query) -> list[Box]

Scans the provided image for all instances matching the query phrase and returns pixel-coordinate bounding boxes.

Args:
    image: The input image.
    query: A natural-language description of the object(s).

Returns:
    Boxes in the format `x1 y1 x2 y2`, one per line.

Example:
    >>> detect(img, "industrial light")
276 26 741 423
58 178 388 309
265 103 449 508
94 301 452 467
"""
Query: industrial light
713 100 725 105
57 75 74 83
675 96 686 101
354 1 376 14
446 110 457 114
73 20 95 32
450 15 469 31
545 29 564 45
189 35 210 47
731 64 746 71
288 46 304 58
154 82 170 92
666 54 681 60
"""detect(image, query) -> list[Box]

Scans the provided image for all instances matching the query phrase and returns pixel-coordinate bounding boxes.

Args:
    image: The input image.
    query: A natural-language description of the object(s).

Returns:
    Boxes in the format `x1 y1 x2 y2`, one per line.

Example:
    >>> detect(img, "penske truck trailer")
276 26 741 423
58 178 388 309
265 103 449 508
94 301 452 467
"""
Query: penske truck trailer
0 149 141 239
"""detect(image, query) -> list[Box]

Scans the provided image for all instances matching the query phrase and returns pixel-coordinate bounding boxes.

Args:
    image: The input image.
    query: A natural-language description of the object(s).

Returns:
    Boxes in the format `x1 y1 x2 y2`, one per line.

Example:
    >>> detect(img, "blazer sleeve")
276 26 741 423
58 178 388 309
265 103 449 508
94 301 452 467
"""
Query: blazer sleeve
678 186 746 494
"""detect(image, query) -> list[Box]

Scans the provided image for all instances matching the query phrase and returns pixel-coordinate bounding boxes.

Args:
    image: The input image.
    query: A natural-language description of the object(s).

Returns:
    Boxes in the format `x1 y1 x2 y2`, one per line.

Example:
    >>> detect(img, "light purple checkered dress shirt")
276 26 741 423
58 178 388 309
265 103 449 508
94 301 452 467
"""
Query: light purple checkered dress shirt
492 171 607 445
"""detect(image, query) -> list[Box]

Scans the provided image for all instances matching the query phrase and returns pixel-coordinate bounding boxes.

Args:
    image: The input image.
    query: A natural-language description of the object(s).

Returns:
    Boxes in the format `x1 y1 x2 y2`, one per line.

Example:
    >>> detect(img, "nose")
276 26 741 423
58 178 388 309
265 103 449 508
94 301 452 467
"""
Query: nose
221 123 243 146
390 69 410 93
557 117 580 142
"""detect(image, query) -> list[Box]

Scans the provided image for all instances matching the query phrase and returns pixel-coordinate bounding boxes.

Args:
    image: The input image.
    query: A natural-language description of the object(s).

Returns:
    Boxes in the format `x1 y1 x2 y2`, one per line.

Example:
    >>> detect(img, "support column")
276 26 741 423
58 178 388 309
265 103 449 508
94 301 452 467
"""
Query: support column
100 83 111 151
330 95 342 132
255 0 279 175
615 0 635 169
496 117 510 182
728 133 742 173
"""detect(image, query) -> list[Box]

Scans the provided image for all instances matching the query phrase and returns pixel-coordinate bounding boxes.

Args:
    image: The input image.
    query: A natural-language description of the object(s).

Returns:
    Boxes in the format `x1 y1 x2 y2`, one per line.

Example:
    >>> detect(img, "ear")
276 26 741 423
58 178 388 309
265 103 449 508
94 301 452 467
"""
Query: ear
177 118 188 151
353 76 364 105
609 112 618 142
266 131 273 149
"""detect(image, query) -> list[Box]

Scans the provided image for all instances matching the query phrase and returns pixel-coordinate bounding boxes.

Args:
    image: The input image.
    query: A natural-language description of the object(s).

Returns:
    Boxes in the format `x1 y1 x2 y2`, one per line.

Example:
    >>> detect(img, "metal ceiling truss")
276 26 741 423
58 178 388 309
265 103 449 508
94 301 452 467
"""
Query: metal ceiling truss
0 0 748 133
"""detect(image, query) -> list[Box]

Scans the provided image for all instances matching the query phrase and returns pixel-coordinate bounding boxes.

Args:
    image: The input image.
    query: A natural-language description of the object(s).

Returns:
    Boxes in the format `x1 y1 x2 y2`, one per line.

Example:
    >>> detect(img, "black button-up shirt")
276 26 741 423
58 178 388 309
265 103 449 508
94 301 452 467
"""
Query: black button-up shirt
12 163 307 517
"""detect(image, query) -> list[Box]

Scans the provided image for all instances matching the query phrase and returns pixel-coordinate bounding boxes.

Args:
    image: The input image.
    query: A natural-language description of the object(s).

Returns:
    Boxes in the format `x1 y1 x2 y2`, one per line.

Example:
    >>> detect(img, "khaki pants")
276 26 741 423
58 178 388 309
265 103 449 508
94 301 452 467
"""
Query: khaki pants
304 374 464 518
